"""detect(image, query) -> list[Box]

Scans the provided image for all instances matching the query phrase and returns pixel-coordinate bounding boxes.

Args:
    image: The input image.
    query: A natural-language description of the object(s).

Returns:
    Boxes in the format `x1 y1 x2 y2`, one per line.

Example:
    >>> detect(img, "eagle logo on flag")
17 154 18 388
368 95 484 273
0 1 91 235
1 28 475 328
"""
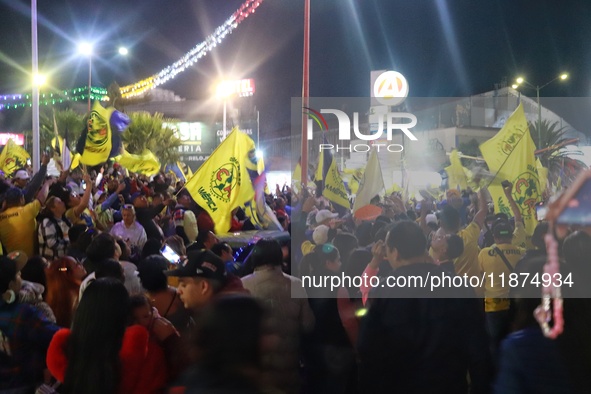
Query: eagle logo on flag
87 109 110 148
210 161 239 203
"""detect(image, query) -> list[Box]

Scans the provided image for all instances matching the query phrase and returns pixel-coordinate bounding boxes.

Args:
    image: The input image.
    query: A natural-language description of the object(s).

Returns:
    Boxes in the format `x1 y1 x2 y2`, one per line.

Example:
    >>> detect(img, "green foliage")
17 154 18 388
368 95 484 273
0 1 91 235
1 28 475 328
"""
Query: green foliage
122 112 181 167
39 108 85 150
457 138 480 167
529 119 586 189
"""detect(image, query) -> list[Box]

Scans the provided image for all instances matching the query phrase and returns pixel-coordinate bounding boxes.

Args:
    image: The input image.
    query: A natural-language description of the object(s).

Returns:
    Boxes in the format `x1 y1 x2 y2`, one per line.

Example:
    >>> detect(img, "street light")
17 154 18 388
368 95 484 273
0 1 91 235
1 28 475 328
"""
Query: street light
514 73 569 148
78 42 128 111
216 81 234 140
78 42 94 112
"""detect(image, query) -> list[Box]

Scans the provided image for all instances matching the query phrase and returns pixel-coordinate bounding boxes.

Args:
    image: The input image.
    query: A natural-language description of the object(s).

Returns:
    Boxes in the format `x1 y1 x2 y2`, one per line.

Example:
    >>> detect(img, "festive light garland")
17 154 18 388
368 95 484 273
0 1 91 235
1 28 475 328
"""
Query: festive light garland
120 0 263 98
0 0 263 110
0 87 108 111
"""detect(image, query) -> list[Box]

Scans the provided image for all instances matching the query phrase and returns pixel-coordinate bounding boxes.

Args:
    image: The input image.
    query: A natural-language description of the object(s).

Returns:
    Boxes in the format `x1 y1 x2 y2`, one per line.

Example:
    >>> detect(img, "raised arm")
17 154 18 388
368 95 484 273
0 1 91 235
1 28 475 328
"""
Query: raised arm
472 187 488 229
73 173 92 217
502 181 522 225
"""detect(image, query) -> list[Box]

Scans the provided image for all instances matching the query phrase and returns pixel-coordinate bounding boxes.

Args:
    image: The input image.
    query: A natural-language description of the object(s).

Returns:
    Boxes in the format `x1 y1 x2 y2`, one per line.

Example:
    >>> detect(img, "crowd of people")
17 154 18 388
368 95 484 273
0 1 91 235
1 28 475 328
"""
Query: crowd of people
1 154 591 393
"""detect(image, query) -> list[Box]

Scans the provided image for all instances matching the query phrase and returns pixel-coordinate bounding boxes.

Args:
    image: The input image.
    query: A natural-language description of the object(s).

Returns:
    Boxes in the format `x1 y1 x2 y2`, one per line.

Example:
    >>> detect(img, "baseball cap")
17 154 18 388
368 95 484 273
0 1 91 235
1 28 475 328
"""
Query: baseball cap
13 170 30 180
164 249 227 283
425 213 438 225
130 192 145 203
93 190 104 203
316 209 338 224
493 220 513 239
313 224 330 245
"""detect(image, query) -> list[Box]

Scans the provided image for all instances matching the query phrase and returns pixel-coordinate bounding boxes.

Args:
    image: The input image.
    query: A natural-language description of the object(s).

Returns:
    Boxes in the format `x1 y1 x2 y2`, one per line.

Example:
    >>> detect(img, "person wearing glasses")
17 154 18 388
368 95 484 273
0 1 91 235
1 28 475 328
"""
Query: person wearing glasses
110 204 147 259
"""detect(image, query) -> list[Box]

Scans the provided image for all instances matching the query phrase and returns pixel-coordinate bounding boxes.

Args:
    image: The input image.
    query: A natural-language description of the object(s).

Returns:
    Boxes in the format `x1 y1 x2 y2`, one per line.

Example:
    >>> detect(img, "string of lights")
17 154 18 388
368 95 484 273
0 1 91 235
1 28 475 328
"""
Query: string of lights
120 0 263 98
0 87 108 111
0 0 263 110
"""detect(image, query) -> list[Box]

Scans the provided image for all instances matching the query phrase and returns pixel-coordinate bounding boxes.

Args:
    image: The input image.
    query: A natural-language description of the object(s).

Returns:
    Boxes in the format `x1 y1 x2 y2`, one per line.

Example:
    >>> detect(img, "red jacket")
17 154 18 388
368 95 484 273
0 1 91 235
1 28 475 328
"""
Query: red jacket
47 325 168 394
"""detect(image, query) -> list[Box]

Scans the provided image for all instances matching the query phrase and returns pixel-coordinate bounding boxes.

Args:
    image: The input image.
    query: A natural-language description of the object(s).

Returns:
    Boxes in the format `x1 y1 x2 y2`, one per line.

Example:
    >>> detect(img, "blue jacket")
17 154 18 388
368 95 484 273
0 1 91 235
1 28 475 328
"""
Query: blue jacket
495 326 574 394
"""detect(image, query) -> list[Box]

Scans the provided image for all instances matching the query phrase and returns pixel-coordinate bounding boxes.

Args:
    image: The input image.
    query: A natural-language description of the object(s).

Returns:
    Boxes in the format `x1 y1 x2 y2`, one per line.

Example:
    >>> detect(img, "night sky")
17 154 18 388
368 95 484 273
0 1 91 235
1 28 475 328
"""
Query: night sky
0 0 590 134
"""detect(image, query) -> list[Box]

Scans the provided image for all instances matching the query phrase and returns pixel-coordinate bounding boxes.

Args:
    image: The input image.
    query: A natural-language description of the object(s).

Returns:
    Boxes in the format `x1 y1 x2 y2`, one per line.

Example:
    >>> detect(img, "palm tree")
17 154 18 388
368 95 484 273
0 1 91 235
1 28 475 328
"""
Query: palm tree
122 112 182 167
529 119 587 189
39 108 85 150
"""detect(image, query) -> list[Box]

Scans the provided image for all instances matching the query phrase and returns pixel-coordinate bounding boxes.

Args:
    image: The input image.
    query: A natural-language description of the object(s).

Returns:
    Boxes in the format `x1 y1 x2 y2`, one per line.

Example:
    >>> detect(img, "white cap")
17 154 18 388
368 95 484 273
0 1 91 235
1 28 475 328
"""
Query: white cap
13 170 30 180
426 213 438 225
315 209 338 224
93 190 104 203
313 225 330 245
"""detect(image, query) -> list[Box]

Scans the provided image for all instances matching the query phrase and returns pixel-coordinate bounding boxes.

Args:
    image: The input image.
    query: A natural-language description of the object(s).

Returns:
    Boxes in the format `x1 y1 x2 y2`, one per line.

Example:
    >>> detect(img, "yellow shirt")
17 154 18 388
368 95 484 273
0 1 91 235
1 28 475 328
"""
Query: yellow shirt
0 200 41 257
479 243 525 312
429 222 483 296
66 207 95 228
455 222 482 279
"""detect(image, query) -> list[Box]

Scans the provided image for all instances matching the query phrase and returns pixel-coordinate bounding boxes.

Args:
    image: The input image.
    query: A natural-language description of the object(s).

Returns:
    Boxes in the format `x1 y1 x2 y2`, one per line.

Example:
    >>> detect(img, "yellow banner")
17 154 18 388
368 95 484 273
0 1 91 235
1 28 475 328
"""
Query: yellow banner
117 149 161 176
0 139 30 177
185 128 256 234
445 149 468 190
78 102 114 166
480 104 540 234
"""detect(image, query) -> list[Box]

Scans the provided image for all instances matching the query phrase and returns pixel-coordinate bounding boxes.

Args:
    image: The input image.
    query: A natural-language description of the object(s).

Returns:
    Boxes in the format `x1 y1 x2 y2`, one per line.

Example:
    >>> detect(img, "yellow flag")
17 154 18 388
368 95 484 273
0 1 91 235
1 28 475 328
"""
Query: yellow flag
480 104 540 234
0 139 30 177
316 148 350 209
78 102 115 166
185 128 256 234
445 149 468 190
117 149 161 176
292 161 301 184
70 153 81 170
536 158 548 193
179 161 193 181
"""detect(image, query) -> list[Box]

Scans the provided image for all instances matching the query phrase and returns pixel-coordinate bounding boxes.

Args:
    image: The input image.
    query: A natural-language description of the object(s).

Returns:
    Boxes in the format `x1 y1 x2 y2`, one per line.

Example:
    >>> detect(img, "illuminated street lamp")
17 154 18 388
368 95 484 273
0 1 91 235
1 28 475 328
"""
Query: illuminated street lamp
78 42 128 111
216 81 234 140
33 73 47 87
514 73 569 148
78 42 94 112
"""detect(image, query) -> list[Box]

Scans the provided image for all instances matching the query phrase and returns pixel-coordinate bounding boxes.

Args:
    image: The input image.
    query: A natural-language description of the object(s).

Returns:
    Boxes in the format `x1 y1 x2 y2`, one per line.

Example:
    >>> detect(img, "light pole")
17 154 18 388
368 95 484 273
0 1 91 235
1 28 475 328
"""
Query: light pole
31 0 40 172
78 43 128 112
514 73 569 148
78 42 93 112
216 81 234 140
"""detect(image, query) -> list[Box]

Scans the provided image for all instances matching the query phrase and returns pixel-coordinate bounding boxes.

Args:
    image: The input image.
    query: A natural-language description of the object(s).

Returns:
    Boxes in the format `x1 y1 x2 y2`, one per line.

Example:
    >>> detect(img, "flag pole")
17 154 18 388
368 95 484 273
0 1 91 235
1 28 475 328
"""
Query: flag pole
300 0 310 187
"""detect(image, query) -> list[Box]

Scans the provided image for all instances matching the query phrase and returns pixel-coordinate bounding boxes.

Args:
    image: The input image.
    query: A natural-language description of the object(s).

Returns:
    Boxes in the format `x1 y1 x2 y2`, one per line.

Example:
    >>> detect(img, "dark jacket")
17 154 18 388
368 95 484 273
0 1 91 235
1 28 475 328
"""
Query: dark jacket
358 262 491 394
135 204 165 241
495 326 574 394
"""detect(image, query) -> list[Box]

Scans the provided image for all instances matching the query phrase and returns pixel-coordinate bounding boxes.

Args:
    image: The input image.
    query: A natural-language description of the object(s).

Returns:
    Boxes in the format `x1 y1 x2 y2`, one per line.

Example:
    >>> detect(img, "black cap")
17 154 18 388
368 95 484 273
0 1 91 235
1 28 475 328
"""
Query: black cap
130 192 145 203
493 220 513 239
164 249 227 283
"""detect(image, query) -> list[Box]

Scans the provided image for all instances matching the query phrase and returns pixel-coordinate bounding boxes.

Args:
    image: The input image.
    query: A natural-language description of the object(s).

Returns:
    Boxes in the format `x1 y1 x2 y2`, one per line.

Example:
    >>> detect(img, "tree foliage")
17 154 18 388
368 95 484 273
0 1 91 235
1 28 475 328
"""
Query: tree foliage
122 112 181 167
529 119 587 189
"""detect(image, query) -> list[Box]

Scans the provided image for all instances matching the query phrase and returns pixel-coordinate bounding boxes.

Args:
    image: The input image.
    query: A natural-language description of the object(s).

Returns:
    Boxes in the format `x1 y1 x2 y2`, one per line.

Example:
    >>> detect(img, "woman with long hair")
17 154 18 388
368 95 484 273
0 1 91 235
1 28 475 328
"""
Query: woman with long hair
38 196 72 260
45 256 86 328
46 278 168 394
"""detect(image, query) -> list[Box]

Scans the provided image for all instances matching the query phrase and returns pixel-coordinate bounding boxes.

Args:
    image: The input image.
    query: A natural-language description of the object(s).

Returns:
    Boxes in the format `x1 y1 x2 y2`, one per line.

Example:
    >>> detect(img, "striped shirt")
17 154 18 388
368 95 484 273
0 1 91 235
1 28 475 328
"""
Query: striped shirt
38 217 71 261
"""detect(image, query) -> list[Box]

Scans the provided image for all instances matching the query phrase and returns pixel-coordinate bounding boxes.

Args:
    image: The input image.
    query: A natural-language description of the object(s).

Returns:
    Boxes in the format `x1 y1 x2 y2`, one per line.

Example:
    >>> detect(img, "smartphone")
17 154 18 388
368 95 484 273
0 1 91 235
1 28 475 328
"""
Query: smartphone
501 180 511 188
81 180 86 190
161 244 181 264
556 178 591 226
